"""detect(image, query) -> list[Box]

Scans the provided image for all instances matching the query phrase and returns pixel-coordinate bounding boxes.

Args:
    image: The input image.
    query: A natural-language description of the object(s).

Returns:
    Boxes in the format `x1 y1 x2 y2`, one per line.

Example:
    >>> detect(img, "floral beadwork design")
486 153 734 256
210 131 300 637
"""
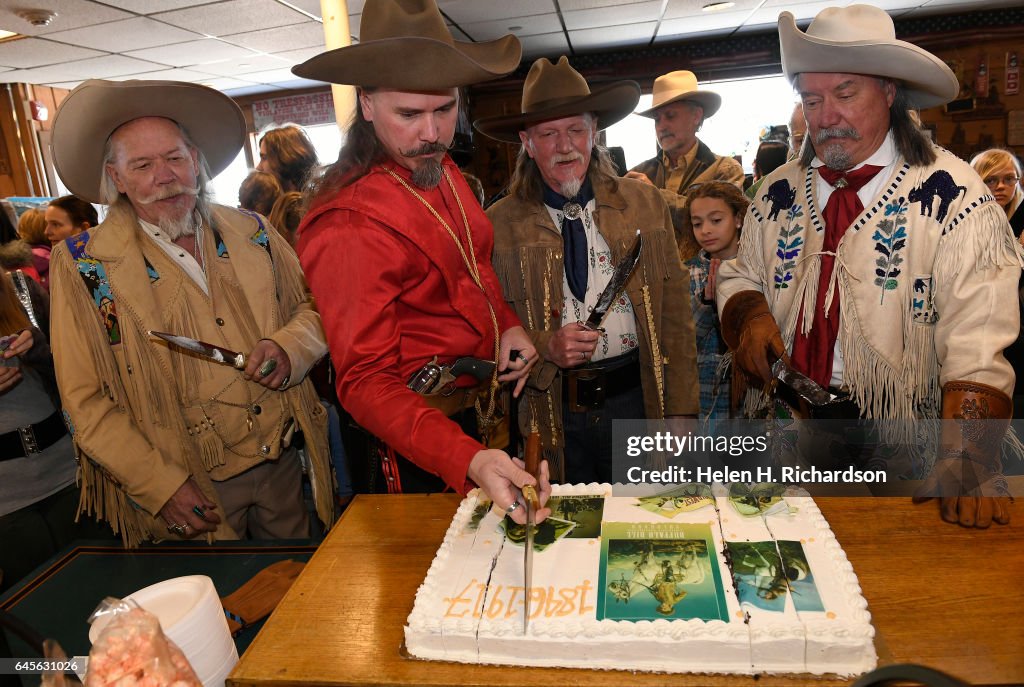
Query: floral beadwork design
872 197 908 303
772 204 805 290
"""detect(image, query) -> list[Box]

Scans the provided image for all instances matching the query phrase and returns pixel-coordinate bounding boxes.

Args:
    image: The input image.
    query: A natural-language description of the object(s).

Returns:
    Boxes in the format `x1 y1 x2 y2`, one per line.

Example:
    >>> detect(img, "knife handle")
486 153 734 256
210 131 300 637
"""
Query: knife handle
233 353 247 370
524 431 541 478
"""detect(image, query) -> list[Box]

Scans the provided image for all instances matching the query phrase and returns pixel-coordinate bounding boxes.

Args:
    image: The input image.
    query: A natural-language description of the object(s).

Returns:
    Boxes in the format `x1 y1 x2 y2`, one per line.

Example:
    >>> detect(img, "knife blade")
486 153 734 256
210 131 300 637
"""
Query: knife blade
770 358 842 407
149 331 246 369
521 431 541 635
583 231 643 332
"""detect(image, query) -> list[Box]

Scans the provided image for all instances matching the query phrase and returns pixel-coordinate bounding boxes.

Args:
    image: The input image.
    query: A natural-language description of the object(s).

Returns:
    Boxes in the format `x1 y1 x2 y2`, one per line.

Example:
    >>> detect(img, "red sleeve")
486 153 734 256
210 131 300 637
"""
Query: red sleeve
479 261 522 333
298 209 480 492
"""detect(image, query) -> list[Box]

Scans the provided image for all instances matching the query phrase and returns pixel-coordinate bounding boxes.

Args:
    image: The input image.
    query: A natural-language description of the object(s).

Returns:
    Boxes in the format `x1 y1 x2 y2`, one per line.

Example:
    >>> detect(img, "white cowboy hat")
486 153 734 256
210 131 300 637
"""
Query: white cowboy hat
779 4 958 110
292 0 520 90
51 79 245 204
636 70 721 119
474 56 640 144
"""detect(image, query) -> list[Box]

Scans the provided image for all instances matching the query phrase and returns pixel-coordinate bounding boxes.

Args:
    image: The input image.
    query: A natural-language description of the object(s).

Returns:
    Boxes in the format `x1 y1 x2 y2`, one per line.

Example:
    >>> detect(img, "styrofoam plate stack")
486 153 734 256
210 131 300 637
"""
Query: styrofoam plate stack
89 575 238 687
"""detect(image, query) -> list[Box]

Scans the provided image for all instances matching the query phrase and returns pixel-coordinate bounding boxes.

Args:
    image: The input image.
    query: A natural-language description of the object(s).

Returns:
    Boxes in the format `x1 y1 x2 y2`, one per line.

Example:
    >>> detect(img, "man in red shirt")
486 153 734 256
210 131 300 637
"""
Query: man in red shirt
293 0 547 521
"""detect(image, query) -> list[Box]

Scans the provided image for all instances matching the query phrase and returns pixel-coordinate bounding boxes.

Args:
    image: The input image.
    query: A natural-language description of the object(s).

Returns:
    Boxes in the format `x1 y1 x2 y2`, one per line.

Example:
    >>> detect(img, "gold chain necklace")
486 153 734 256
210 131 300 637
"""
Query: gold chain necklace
385 166 502 432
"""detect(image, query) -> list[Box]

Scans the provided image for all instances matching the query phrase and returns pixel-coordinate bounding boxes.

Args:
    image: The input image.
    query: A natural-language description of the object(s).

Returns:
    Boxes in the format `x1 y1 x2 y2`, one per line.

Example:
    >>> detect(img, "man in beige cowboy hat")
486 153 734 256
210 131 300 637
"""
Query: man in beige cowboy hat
717 4 1021 528
476 56 699 483
47 80 335 546
291 0 549 523
627 69 744 258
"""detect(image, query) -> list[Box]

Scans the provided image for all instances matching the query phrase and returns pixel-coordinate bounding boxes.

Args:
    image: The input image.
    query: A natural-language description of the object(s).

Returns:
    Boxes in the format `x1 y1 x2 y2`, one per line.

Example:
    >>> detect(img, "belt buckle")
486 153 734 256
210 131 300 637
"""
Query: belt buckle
19 425 40 455
567 369 605 412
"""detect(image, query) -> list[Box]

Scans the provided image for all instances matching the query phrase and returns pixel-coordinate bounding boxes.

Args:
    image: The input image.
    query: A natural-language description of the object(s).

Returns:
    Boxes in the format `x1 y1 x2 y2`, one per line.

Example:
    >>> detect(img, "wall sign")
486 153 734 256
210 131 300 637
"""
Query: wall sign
252 92 336 131
1008 110 1024 147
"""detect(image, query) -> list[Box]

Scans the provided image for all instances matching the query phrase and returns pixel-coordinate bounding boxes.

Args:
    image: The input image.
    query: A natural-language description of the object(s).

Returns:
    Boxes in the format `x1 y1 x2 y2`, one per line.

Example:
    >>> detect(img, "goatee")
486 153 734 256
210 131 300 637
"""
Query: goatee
158 212 198 241
411 159 444 190
560 176 583 200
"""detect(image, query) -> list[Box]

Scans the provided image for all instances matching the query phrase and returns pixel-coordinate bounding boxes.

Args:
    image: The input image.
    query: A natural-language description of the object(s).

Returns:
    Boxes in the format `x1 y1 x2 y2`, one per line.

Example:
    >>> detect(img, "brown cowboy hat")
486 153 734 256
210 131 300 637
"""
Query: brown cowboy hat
292 0 521 89
636 70 722 119
473 56 640 144
51 79 245 204
779 5 958 109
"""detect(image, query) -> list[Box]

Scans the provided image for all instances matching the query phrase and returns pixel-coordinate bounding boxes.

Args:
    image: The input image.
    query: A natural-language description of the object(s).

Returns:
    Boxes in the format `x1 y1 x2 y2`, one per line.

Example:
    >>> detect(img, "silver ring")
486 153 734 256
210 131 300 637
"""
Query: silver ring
580 351 586 360
258 358 278 377
505 500 521 515
514 352 529 364
168 523 186 536
278 375 290 391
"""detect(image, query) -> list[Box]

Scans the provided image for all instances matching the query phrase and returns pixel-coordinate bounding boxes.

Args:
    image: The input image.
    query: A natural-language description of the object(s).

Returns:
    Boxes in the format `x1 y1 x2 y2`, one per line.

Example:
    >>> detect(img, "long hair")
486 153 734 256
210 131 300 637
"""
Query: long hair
98 119 214 229
238 170 282 216
259 124 319 193
680 180 750 261
308 90 388 207
508 115 619 202
970 148 1022 180
49 195 98 228
798 79 935 168
0 271 29 335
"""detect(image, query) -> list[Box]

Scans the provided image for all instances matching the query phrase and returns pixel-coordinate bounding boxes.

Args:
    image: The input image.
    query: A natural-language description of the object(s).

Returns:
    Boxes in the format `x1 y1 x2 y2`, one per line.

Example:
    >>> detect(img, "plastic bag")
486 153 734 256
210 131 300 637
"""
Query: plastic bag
85 598 201 687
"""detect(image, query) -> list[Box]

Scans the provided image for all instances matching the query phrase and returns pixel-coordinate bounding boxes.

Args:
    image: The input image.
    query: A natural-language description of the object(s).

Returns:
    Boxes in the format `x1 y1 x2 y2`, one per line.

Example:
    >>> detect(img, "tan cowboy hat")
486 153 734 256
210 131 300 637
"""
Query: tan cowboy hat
779 4 958 109
473 56 640 144
636 70 721 119
51 79 245 204
292 0 520 89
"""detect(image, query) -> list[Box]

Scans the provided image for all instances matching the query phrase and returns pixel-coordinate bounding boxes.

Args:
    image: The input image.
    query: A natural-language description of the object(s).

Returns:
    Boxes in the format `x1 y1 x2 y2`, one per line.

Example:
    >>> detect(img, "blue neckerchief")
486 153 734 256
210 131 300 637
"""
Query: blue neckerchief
542 177 595 302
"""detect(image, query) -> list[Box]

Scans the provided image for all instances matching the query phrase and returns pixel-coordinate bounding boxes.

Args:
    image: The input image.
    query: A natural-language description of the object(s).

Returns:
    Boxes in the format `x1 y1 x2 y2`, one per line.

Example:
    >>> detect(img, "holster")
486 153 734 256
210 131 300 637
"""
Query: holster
935 380 1012 498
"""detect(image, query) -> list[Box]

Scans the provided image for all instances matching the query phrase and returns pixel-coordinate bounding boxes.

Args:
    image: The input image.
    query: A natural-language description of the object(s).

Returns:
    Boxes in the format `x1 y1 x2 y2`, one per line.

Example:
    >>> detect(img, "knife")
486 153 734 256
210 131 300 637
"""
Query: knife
582 231 643 332
770 358 842 407
521 431 541 635
149 331 246 369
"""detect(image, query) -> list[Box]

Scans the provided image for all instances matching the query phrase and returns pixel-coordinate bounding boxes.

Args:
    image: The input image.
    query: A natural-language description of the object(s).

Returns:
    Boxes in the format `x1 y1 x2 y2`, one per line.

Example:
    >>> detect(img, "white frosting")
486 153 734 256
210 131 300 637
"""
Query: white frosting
404 484 877 677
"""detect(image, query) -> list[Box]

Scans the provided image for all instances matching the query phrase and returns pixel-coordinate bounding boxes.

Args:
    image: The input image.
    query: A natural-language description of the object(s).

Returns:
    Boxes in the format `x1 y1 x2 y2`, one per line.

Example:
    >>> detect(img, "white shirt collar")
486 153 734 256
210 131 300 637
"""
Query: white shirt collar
810 131 898 171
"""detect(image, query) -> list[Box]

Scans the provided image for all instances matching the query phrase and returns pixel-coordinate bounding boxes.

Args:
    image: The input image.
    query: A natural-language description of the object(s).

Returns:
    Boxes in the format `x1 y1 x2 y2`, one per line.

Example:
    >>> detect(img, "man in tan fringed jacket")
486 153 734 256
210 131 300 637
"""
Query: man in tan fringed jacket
717 6 1021 528
48 80 334 546
477 57 699 483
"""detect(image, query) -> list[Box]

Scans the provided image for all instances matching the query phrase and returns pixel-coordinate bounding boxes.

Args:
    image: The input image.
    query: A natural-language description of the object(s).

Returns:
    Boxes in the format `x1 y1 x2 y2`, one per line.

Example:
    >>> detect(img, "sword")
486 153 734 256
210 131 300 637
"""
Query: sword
582 231 643 332
521 431 541 635
149 331 247 369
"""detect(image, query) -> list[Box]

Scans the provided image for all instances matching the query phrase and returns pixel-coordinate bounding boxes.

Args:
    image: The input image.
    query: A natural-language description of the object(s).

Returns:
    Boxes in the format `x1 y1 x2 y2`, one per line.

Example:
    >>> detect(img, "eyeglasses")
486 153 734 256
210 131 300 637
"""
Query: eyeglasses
984 174 1020 188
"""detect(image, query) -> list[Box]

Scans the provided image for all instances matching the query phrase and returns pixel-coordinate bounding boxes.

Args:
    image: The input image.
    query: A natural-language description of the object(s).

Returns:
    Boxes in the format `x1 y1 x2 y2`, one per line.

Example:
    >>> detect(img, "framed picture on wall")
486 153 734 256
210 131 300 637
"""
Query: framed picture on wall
1008 110 1024 146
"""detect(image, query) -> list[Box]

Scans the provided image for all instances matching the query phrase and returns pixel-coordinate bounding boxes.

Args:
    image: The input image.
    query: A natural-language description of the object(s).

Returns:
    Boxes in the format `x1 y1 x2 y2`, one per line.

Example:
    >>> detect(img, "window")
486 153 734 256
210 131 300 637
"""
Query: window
604 74 800 174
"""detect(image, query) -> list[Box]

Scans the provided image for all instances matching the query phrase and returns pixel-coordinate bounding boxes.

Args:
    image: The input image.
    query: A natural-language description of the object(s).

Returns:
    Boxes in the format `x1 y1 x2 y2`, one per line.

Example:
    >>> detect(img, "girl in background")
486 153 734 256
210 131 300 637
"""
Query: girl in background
17 209 50 289
683 181 749 420
970 148 1023 237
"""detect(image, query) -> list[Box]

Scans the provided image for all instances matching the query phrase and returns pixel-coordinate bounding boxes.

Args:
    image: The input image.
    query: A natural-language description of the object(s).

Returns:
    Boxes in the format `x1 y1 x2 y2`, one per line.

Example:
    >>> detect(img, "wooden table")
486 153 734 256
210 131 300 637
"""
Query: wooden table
228 493 1024 687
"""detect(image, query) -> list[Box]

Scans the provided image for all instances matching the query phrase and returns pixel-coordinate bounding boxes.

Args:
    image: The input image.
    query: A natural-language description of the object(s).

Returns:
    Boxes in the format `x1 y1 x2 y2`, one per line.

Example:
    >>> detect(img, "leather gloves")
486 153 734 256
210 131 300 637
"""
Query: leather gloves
914 380 1012 528
720 290 787 385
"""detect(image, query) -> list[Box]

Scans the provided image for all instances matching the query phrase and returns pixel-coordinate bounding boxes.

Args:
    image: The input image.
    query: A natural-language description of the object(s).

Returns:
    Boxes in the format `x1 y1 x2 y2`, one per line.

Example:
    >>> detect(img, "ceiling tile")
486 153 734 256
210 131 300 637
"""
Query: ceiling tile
224 83 285 96
459 13 559 41
655 10 752 39
438 0 556 24
108 67 219 82
220 21 326 52
196 76 261 90
153 0 312 36
96 0 212 13
125 38 260 67
561 0 656 8
664 0 760 19
519 31 571 59
44 17 204 52
563 1 664 30
571 22 658 51
35 54 168 80
198 54 293 76
49 80 83 90
272 46 327 63
746 2 834 25
238 67 314 84
0 37 104 69
0 0 132 37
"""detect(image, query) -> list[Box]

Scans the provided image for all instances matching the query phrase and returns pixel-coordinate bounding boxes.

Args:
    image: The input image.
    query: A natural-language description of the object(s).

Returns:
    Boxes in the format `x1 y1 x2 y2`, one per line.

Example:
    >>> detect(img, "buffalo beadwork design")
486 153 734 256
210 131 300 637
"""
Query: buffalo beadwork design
762 179 798 221
908 170 966 223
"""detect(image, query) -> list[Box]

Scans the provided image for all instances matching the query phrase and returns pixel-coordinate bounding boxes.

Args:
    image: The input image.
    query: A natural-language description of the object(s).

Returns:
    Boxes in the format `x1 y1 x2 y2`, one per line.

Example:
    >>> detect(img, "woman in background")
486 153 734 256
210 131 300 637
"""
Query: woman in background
971 148 1023 237
269 191 305 246
0 270 109 593
257 124 319 193
17 209 51 290
44 195 98 245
